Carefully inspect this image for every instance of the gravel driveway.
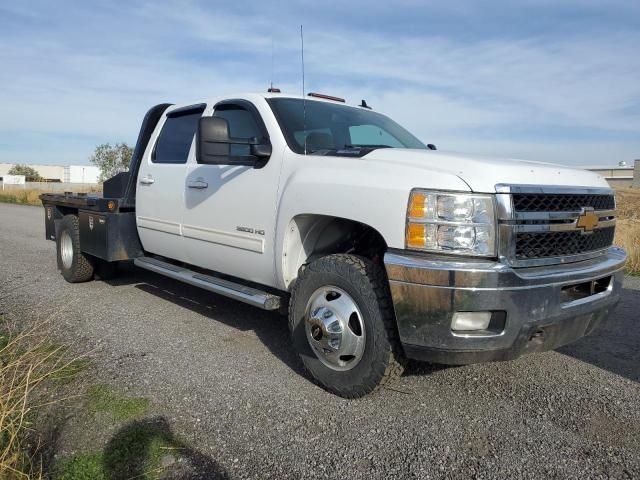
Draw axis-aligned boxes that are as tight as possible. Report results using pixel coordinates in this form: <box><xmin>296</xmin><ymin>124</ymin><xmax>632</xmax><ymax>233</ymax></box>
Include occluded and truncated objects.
<box><xmin>1</xmin><ymin>202</ymin><xmax>639</xmax><ymax>479</ymax></box>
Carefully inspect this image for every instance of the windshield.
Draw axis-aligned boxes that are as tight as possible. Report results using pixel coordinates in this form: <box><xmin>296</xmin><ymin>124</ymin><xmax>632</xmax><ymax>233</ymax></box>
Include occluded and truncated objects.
<box><xmin>267</xmin><ymin>98</ymin><xmax>427</xmax><ymax>155</ymax></box>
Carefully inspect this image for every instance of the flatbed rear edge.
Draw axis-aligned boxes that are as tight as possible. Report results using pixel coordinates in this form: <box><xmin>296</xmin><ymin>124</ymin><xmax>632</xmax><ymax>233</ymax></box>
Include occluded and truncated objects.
<box><xmin>41</xmin><ymin>200</ymin><xmax>143</xmax><ymax>262</ymax></box>
<box><xmin>39</xmin><ymin>103</ymin><xmax>173</xmax><ymax>262</ymax></box>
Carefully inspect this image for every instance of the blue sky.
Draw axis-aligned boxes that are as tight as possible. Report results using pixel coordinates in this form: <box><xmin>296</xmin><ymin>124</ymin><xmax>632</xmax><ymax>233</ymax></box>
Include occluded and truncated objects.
<box><xmin>1</xmin><ymin>0</ymin><xmax>639</xmax><ymax>166</ymax></box>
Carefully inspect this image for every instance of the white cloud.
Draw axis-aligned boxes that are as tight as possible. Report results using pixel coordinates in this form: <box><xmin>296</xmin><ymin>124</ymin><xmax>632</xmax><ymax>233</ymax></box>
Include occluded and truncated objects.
<box><xmin>0</xmin><ymin>0</ymin><xmax>638</xmax><ymax>166</ymax></box>
<box><xmin>301</xmin><ymin>31</ymin><xmax>640</xmax><ymax>132</ymax></box>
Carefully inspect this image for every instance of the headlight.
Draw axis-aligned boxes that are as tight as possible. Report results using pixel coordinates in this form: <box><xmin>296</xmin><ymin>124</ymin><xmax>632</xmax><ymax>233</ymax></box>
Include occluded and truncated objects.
<box><xmin>406</xmin><ymin>190</ymin><xmax>496</xmax><ymax>256</ymax></box>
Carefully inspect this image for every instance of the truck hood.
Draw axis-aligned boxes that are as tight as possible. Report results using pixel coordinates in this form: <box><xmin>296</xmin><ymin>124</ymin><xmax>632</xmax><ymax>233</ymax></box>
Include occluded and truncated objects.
<box><xmin>363</xmin><ymin>149</ymin><xmax>610</xmax><ymax>193</ymax></box>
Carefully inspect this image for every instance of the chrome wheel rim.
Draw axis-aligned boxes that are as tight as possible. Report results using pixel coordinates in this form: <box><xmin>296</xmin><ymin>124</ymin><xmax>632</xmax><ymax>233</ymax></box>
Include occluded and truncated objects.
<box><xmin>60</xmin><ymin>230</ymin><xmax>73</xmax><ymax>269</ymax></box>
<box><xmin>304</xmin><ymin>286</ymin><xmax>366</xmax><ymax>371</ymax></box>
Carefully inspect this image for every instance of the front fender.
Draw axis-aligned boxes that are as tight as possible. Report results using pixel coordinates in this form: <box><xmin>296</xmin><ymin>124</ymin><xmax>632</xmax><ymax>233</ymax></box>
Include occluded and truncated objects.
<box><xmin>273</xmin><ymin>157</ymin><xmax>469</xmax><ymax>289</ymax></box>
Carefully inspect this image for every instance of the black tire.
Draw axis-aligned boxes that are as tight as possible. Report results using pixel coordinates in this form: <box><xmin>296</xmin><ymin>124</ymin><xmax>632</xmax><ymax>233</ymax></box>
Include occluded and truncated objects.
<box><xmin>289</xmin><ymin>254</ymin><xmax>405</xmax><ymax>398</ymax></box>
<box><xmin>94</xmin><ymin>259</ymin><xmax>119</xmax><ymax>280</ymax></box>
<box><xmin>56</xmin><ymin>215</ymin><xmax>94</xmax><ymax>283</ymax></box>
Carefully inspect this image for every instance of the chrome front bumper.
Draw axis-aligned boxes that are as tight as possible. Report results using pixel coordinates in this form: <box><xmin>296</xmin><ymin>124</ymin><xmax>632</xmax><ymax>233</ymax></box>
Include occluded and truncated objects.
<box><xmin>384</xmin><ymin>247</ymin><xmax>626</xmax><ymax>365</ymax></box>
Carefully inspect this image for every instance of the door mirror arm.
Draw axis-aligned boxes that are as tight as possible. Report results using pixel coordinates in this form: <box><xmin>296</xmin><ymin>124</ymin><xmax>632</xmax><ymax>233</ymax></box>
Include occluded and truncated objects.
<box><xmin>250</xmin><ymin>143</ymin><xmax>272</xmax><ymax>159</ymax></box>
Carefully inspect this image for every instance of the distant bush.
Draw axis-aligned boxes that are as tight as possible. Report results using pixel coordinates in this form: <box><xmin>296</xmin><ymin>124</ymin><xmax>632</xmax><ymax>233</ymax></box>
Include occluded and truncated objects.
<box><xmin>8</xmin><ymin>164</ymin><xmax>42</xmax><ymax>182</ymax></box>
<box><xmin>89</xmin><ymin>143</ymin><xmax>133</xmax><ymax>182</ymax></box>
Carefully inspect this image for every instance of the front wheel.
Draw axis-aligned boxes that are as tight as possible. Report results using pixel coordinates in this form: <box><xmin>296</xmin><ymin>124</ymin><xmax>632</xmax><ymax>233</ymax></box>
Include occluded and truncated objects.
<box><xmin>289</xmin><ymin>254</ymin><xmax>405</xmax><ymax>398</ymax></box>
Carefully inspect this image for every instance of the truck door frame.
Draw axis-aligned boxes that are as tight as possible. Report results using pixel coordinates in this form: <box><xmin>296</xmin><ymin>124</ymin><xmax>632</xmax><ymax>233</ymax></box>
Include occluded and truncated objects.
<box><xmin>135</xmin><ymin>103</ymin><xmax>205</xmax><ymax>262</ymax></box>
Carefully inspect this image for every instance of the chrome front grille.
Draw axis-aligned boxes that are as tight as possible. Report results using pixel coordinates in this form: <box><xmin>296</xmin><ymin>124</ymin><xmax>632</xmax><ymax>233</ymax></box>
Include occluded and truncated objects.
<box><xmin>496</xmin><ymin>185</ymin><xmax>617</xmax><ymax>267</ymax></box>
<box><xmin>515</xmin><ymin>227</ymin><xmax>615</xmax><ymax>260</ymax></box>
<box><xmin>512</xmin><ymin>193</ymin><xmax>615</xmax><ymax>212</ymax></box>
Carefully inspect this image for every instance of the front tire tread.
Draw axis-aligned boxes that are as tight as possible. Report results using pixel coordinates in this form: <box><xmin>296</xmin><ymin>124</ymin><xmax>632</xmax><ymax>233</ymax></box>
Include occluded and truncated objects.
<box><xmin>289</xmin><ymin>254</ymin><xmax>405</xmax><ymax>398</ymax></box>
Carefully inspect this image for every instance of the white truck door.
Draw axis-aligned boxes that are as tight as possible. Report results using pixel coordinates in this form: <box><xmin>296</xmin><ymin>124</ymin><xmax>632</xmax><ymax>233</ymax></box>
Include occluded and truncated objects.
<box><xmin>182</xmin><ymin>99</ymin><xmax>281</xmax><ymax>287</ymax></box>
<box><xmin>136</xmin><ymin>104</ymin><xmax>205</xmax><ymax>262</ymax></box>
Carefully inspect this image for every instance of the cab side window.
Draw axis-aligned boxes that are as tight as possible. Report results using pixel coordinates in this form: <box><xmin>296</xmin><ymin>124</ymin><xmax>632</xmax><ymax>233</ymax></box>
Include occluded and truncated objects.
<box><xmin>213</xmin><ymin>105</ymin><xmax>263</xmax><ymax>156</ymax></box>
<box><xmin>153</xmin><ymin>107</ymin><xmax>204</xmax><ymax>164</ymax></box>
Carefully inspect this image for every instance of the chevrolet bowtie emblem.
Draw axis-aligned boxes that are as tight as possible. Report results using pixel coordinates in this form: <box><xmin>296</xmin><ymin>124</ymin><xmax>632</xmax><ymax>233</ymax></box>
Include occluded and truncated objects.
<box><xmin>576</xmin><ymin>208</ymin><xmax>599</xmax><ymax>233</ymax></box>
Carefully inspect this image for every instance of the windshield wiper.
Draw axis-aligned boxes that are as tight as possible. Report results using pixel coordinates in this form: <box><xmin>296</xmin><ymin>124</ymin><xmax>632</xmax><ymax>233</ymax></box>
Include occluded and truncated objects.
<box><xmin>307</xmin><ymin>144</ymin><xmax>393</xmax><ymax>156</ymax></box>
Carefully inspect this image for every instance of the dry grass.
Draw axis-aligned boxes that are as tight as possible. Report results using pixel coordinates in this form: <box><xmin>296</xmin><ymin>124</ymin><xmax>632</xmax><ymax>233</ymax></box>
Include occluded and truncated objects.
<box><xmin>0</xmin><ymin>189</ymin><xmax>44</xmax><ymax>206</ymax></box>
<box><xmin>0</xmin><ymin>319</ymin><xmax>84</xmax><ymax>479</ymax></box>
<box><xmin>0</xmin><ymin>186</ymin><xmax>101</xmax><ymax>206</ymax></box>
<box><xmin>614</xmin><ymin>188</ymin><xmax>640</xmax><ymax>275</ymax></box>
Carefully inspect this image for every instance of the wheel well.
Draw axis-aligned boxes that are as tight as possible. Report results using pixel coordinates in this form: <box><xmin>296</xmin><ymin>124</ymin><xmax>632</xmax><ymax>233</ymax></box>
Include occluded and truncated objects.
<box><xmin>282</xmin><ymin>214</ymin><xmax>387</xmax><ymax>289</ymax></box>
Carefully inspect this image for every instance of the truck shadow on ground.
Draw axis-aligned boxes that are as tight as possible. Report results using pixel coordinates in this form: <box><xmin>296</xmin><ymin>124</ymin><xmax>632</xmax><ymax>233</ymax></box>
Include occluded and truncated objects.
<box><xmin>108</xmin><ymin>265</ymin><xmax>640</xmax><ymax>382</ymax></box>
<box><xmin>557</xmin><ymin>285</ymin><xmax>640</xmax><ymax>383</ymax></box>
<box><xmin>105</xmin><ymin>263</ymin><xmax>438</xmax><ymax>381</ymax></box>
<box><xmin>105</xmin><ymin>263</ymin><xmax>307</xmax><ymax>378</ymax></box>
<box><xmin>106</xmin><ymin>266</ymin><xmax>640</xmax><ymax>385</ymax></box>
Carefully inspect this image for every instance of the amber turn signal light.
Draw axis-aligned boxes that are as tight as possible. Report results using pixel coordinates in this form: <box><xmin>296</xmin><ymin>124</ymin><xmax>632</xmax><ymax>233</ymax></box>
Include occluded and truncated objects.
<box><xmin>406</xmin><ymin>222</ymin><xmax>426</xmax><ymax>248</ymax></box>
<box><xmin>408</xmin><ymin>192</ymin><xmax>426</xmax><ymax>218</ymax></box>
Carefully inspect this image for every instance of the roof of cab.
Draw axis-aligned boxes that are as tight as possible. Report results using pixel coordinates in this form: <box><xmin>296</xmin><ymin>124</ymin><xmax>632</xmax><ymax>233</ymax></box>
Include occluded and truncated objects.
<box><xmin>166</xmin><ymin>92</ymin><xmax>364</xmax><ymax>112</ymax></box>
<box><xmin>260</xmin><ymin>92</ymin><xmax>353</xmax><ymax>105</ymax></box>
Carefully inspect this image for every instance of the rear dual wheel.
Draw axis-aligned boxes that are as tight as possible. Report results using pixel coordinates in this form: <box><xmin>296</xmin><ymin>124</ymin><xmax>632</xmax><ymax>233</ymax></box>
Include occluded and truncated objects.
<box><xmin>289</xmin><ymin>254</ymin><xmax>405</xmax><ymax>398</ymax></box>
<box><xmin>57</xmin><ymin>215</ymin><xmax>95</xmax><ymax>283</ymax></box>
<box><xmin>56</xmin><ymin>214</ymin><xmax>118</xmax><ymax>282</ymax></box>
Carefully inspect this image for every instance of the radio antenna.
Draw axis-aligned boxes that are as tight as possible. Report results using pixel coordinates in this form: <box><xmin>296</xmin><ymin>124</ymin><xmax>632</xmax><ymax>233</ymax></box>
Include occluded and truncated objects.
<box><xmin>270</xmin><ymin>35</ymin><xmax>274</xmax><ymax>91</ymax></box>
<box><xmin>301</xmin><ymin>25</ymin><xmax>307</xmax><ymax>155</ymax></box>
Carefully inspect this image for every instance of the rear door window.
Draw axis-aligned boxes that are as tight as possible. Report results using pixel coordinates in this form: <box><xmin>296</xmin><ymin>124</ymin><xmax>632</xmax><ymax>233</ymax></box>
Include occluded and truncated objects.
<box><xmin>153</xmin><ymin>107</ymin><xmax>204</xmax><ymax>163</ymax></box>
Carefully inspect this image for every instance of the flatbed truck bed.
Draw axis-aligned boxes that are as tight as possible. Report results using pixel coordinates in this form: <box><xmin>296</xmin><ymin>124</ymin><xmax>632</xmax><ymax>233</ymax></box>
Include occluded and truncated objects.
<box><xmin>40</xmin><ymin>192</ymin><xmax>119</xmax><ymax>212</ymax></box>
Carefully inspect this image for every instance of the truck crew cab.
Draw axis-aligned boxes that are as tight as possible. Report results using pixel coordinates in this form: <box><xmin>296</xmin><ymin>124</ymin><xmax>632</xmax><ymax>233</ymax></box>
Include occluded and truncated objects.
<box><xmin>41</xmin><ymin>92</ymin><xmax>626</xmax><ymax>398</ymax></box>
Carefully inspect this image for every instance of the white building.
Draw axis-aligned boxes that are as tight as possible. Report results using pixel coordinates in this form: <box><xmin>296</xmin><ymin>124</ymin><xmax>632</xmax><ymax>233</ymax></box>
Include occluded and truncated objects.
<box><xmin>585</xmin><ymin>160</ymin><xmax>636</xmax><ymax>189</ymax></box>
<box><xmin>63</xmin><ymin>165</ymin><xmax>100</xmax><ymax>184</ymax></box>
<box><xmin>0</xmin><ymin>163</ymin><xmax>100</xmax><ymax>184</ymax></box>
<box><xmin>1</xmin><ymin>174</ymin><xmax>25</xmax><ymax>186</ymax></box>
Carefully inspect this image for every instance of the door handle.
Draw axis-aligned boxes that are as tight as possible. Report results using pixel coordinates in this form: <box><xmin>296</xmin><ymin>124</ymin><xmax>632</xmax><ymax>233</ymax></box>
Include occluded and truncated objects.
<box><xmin>187</xmin><ymin>180</ymin><xmax>208</xmax><ymax>189</ymax></box>
<box><xmin>139</xmin><ymin>176</ymin><xmax>154</xmax><ymax>185</ymax></box>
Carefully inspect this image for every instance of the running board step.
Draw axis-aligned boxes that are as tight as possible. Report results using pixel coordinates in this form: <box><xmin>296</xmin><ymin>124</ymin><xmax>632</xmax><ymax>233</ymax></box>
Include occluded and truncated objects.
<box><xmin>134</xmin><ymin>256</ymin><xmax>282</xmax><ymax>310</ymax></box>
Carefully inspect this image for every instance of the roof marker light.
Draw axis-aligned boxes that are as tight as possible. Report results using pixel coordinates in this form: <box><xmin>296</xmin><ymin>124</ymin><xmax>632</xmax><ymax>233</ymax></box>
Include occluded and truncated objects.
<box><xmin>307</xmin><ymin>92</ymin><xmax>345</xmax><ymax>103</ymax></box>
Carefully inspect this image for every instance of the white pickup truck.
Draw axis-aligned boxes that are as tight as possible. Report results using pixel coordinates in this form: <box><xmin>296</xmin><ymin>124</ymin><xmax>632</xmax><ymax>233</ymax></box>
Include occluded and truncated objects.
<box><xmin>40</xmin><ymin>92</ymin><xmax>626</xmax><ymax>397</ymax></box>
